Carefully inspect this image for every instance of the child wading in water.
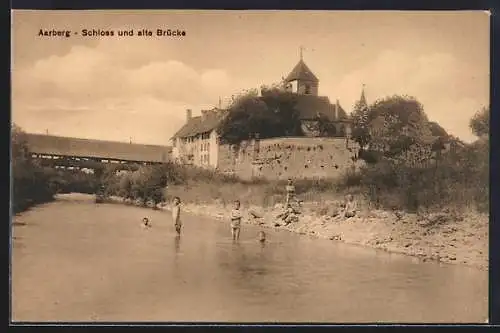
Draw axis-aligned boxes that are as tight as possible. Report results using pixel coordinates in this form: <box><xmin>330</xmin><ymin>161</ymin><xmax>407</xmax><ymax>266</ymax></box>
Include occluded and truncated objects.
<box><xmin>172</xmin><ymin>196</ymin><xmax>182</xmax><ymax>235</ymax></box>
<box><xmin>230</xmin><ymin>200</ymin><xmax>243</xmax><ymax>241</ymax></box>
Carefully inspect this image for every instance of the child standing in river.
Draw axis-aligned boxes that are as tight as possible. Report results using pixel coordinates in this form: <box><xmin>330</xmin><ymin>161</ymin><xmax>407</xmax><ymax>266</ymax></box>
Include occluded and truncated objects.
<box><xmin>172</xmin><ymin>196</ymin><xmax>182</xmax><ymax>235</ymax></box>
<box><xmin>230</xmin><ymin>200</ymin><xmax>243</xmax><ymax>241</ymax></box>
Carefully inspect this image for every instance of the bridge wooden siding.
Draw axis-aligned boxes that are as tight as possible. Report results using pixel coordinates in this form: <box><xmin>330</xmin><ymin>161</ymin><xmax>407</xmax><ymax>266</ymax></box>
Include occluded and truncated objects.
<box><xmin>25</xmin><ymin>134</ymin><xmax>172</xmax><ymax>164</ymax></box>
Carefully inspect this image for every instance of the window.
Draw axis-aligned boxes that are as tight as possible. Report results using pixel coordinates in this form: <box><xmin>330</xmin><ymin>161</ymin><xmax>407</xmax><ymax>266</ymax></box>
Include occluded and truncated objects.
<box><xmin>304</xmin><ymin>84</ymin><xmax>311</xmax><ymax>94</ymax></box>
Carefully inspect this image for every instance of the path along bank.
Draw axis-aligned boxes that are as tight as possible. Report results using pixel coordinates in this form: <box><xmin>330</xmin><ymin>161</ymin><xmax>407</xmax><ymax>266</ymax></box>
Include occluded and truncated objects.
<box><xmin>106</xmin><ymin>196</ymin><xmax>488</xmax><ymax>271</ymax></box>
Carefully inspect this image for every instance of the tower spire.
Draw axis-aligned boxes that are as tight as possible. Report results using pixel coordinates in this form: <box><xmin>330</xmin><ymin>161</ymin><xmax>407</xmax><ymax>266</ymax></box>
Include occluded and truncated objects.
<box><xmin>299</xmin><ymin>45</ymin><xmax>304</xmax><ymax>60</ymax></box>
<box><xmin>360</xmin><ymin>83</ymin><xmax>367</xmax><ymax>106</ymax></box>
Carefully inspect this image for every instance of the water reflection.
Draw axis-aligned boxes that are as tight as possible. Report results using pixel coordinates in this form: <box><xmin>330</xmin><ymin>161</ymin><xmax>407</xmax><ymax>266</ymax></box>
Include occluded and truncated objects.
<box><xmin>174</xmin><ymin>234</ymin><xmax>181</xmax><ymax>254</ymax></box>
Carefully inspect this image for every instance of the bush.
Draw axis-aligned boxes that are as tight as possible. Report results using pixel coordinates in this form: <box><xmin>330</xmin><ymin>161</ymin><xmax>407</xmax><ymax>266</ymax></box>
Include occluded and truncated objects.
<box><xmin>102</xmin><ymin>165</ymin><xmax>170</xmax><ymax>206</ymax></box>
<box><xmin>349</xmin><ymin>141</ymin><xmax>488</xmax><ymax>212</ymax></box>
<box><xmin>11</xmin><ymin>125</ymin><xmax>57</xmax><ymax>213</ymax></box>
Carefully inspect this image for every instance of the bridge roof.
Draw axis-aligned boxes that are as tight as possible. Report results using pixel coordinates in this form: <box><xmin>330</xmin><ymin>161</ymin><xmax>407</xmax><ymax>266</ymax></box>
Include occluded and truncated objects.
<box><xmin>25</xmin><ymin>134</ymin><xmax>172</xmax><ymax>163</ymax></box>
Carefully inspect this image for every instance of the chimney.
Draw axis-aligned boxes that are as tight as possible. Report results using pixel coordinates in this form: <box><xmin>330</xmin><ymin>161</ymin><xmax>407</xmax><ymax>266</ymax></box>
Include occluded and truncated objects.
<box><xmin>186</xmin><ymin>109</ymin><xmax>192</xmax><ymax>122</ymax></box>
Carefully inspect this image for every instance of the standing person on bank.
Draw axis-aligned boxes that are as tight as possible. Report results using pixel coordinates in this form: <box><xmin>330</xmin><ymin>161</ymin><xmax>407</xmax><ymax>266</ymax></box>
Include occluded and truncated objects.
<box><xmin>285</xmin><ymin>178</ymin><xmax>296</xmax><ymax>206</ymax></box>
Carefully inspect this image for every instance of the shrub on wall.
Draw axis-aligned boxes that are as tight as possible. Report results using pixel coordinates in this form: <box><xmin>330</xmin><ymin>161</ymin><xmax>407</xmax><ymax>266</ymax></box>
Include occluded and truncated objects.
<box><xmin>217</xmin><ymin>88</ymin><xmax>303</xmax><ymax>145</ymax></box>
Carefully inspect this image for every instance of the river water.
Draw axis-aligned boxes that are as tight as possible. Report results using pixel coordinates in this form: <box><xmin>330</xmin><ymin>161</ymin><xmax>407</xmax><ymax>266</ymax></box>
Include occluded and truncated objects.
<box><xmin>11</xmin><ymin>194</ymin><xmax>488</xmax><ymax>323</ymax></box>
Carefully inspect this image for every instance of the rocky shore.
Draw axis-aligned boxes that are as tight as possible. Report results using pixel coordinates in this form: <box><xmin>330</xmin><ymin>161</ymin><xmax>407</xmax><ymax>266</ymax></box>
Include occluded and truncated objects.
<box><xmin>107</xmin><ymin>196</ymin><xmax>489</xmax><ymax>271</ymax></box>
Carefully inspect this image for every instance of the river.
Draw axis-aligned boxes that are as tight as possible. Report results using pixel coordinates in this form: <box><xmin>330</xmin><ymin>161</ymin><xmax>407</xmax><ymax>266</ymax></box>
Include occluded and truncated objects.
<box><xmin>11</xmin><ymin>194</ymin><xmax>488</xmax><ymax>323</ymax></box>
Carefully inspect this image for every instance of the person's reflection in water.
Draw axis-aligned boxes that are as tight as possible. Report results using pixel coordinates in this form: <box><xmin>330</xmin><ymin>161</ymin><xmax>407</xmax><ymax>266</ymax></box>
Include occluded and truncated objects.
<box><xmin>172</xmin><ymin>234</ymin><xmax>183</xmax><ymax>281</ymax></box>
<box><xmin>257</xmin><ymin>231</ymin><xmax>267</xmax><ymax>253</ymax></box>
<box><xmin>232</xmin><ymin>239</ymin><xmax>242</xmax><ymax>249</ymax></box>
<box><xmin>174</xmin><ymin>234</ymin><xmax>181</xmax><ymax>255</ymax></box>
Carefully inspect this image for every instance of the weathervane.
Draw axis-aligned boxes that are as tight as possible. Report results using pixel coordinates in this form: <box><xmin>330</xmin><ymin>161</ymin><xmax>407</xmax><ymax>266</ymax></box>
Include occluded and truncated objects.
<box><xmin>299</xmin><ymin>45</ymin><xmax>304</xmax><ymax>60</ymax></box>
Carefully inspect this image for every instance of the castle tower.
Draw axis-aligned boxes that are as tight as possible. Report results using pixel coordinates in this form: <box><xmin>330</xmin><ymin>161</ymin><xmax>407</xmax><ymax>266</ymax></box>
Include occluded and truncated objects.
<box><xmin>359</xmin><ymin>83</ymin><xmax>368</xmax><ymax>108</ymax></box>
<box><xmin>354</xmin><ymin>84</ymin><xmax>369</xmax><ymax>126</ymax></box>
<box><xmin>284</xmin><ymin>47</ymin><xmax>319</xmax><ymax>96</ymax></box>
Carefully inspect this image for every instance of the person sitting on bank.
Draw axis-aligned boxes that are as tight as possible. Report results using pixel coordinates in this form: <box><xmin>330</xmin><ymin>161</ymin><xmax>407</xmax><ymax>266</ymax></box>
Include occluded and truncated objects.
<box><xmin>343</xmin><ymin>194</ymin><xmax>357</xmax><ymax>219</ymax></box>
<box><xmin>276</xmin><ymin>204</ymin><xmax>299</xmax><ymax>225</ymax></box>
<box><xmin>285</xmin><ymin>178</ymin><xmax>296</xmax><ymax>206</ymax></box>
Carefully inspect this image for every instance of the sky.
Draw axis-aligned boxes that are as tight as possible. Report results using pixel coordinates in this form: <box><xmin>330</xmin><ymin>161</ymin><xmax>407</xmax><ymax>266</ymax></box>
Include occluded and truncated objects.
<box><xmin>11</xmin><ymin>10</ymin><xmax>490</xmax><ymax>144</ymax></box>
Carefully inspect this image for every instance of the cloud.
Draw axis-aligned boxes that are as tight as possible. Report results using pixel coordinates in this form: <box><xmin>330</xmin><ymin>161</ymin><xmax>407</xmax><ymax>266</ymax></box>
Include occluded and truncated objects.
<box><xmin>326</xmin><ymin>50</ymin><xmax>489</xmax><ymax>142</ymax></box>
<box><xmin>13</xmin><ymin>96</ymin><xmax>213</xmax><ymax>144</ymax></box>
<box><xmin>11</xmin><ymin>39</ymin><xmax>250</xmax><ymax>144</ymax></box>
<box><xmin>12</xmin><ymin>41</ymin><xmax>488</xmax><ymax>144</ymax></box>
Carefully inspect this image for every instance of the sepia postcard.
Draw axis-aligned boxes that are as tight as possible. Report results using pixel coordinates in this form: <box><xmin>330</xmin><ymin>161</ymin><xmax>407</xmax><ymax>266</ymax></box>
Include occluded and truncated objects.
<box><xmin>10</xmin><ymin>10</ymin><xmax>490</xmax><ymax>324</ymax></box>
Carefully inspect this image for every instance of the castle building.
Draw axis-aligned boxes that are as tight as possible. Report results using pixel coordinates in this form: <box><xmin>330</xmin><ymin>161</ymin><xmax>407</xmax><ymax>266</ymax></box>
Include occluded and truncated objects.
<box><xmin>281</xmin><ymin>53</ymin><xmax>351</xmax><ymax>137</ymax></box>
<box><xmin>170</xmin><ymin>108</ymin><xmax>226</xmax><ymax>167</ymax></box>
<box><xmin>170</xmin><ymin>53</ymin><xmax>355</xmax><ymax>169</ymax></box>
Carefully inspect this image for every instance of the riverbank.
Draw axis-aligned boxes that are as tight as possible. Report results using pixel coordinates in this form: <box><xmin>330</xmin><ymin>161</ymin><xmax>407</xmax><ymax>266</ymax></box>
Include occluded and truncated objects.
<box><xmin>105</xmin><ymin>193</ymin><xmax>489</xmax><ymax>271</ymax></box>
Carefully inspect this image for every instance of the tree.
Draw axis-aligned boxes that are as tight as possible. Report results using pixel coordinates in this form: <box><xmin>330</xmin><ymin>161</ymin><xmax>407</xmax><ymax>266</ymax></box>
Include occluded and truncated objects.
<box><xmin>350</xmin><ymin>98</ymin><xmax>371</xmax><ymax>151</ymax></box>
<box><xmin>368</xmin><ymin>95</ymin><xmax>431</xmax><ymax>138</ymax></box>
<box><xmin>11</xmin><ymin>124</ymin><xmax>31</xmax><ymax>170</ymax></box>
<box><xmin>428</xmin><ymin>121</ymin><xmax>448</xmax><ymax>138</ymax></box>
<box><xmin>217</xmin><ymin>88</ymin><xmax>303</xmax><ymax>145</ymax></box>
<box><xmin>469</xmin><ymin>107</ymin><xmax>489</xmax><ymax>138</ymax></box>
<box><xmin>260</xmin><ymin>87</ymin><xmax>303</xmax><ymax>136</ymax></box>
<box><xmin>11</xmin><ymin>124</ymin><xmax>56</xmax><ymax>212</ymax></box>
<box><xmin>354</xmin><ymin>95</ymin><xmax>433</xmax><ymax>163</ymax></box>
